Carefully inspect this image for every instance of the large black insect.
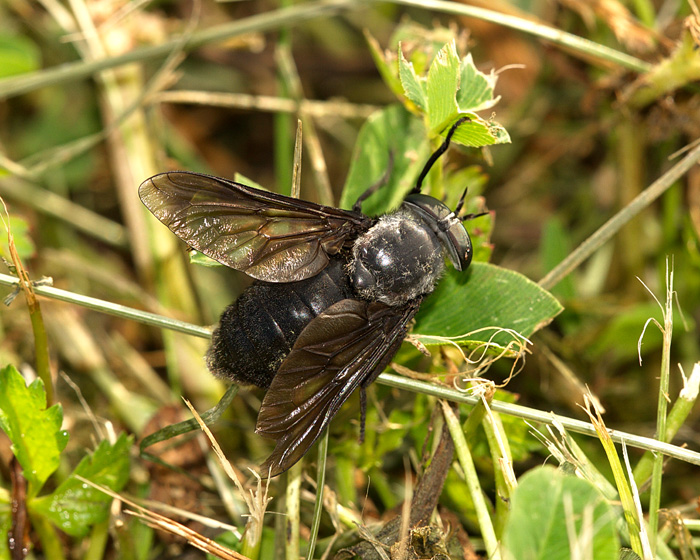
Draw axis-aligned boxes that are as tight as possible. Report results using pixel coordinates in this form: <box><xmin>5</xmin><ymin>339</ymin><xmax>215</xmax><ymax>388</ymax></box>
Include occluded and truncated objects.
<box><xmin>139</xmin><ymin>118</ymin><xmax>479</xmax><ymax>477</ymax></box>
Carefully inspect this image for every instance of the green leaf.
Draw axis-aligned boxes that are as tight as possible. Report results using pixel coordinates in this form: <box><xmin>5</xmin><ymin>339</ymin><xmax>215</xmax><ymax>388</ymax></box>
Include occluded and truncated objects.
<box><xmin>365</xmin><ymin>31</ymin><xmax>404</xmax><ymax>100</ymax></box>
<box><xmin>413</xmin><ymin>263</ymin><xmax>563</xmax><ymax>349</ymax></box>
<box><xmin>0</xmin><ymin>34</ymin><xmax>41</xmax><ymax>78</ymax></box>
<box><xmin>233</xmin><ymin>172</ymin><xmax>266</xmax><ymax>192</ymax></box>
<box><xmin>367</xmin><ymin>31</ymin><xmax>511</xmax><ymax>149</ymax></box>
<box><xmin>399</xmin><ymin>47</ymin><xmax>427</xmax><ymax>111</ymax></box>
<box><xmin>339</xmin><ymin>104</ymin><xmax>428</xmax><ymax>216</ymax></box>
<box><xmin>502</xmin><ymin>467</ymin><xmax>620</xmax><ymax>560</ymax></box>
<box><xmin>449</xmin><ymin>116</ymin><xmax>503</xmax><ymax>147</ymax></box>
<box><xmin>456</xmin><ymin>54</ymin><xmax>501</xmax><ymax>113</ymax></box>
<box><xmin>486</xmin><ymin>120</ymin><xmax>512</xmax><ymax>144</ymax></box>
<box><xmin>189</xmin><ymin>250</ymin><xmax>224</xmax><ymax>267</ymax></box>
<box><xmin>0</xmin><ymin>365</ymin><xmax>67</xmax><ymax>498</ymax></box>
<box><xmin>0</xmin><ymin>215</ymin><xmax>36</xmax><ymax>261</ymax></box>
<box><xmin>31</xmin><ymin>433</ymin><xmax>131</xmax><ymax>537</ymax></box>
<box><xmin>0</xmin><ymin>498</ymin><xmax>11</xmax><ymax>560</ymax></box>
<box><xmin>426</xmin><ymin>41</ymin><xmax>460</xmax><ymax>133</ymax></box>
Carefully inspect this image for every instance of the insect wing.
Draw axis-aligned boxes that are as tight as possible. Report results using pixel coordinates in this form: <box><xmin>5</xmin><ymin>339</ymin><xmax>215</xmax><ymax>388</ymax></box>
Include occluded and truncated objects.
<box><xmin>139</xmin><ymin>171</ymin><xmax>372</xmax><ymax>282</ymax></box>
<box><xmin>255</xmin><ymin>298</ymin><xmax>421</xmax><ymax>477</ymax></box>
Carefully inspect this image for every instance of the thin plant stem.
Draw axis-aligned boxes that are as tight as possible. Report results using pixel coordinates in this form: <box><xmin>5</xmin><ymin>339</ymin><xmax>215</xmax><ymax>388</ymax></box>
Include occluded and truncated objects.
<box><xmin>85</xmin><ymin>519</ymin><xmax>110</xmax><ymax>560</ymax></box>
<box><xmin>482</xmin><ymin>405</ymin><xmax>515</xmax><ymax>533</ymax></box>
<box><xmin>28</xmin><ymin>301</ymin><xmax>52</xmax><ymax>404</ymax></box>
<box><xmin>154</xmin><ymin>90</ymin><xmax>379</xmax><ymax>119</ymax></box>
<box><xmin>385</xmin><ymin>0</ymin><xmax>650</xmax><ymax>72</ymax></box>
<box><xmin>0</xmin><ymin>272</ymin><xmax>211</xmax><ymax>339</ymax></box>
<box><xmin>630</xmin><ymin>0</ymin><xmax>656</xmax><ymax>27</ymax></box>
<box><xmin>139</xmin><ymin>384</ymin><xmax>238</xmax><ymax>458</ymax></box>
<box><xmin>3</xmin><ymin>272</ymin><xmax>700</xmax><ymax>468</ymax></box>
<box><xmin>648</xmin><ymin>263</ymin><xmax>674</xmax><ymax>549</ymax></box>
<box><xmin>306</xmin><ymin>429</ymin><xmax>329</xmax><ymax>560</ymax></box>
<box><xmin>0</xmin><ymin>0</ymin><xmax>360</xmax><ymax>100</ymax></box>
<box><xmin>285</xmin><ymin>462</ymin><xmax>302</xmax><ymax>560</ymax></box>
<box><xmin>30</xmin><ymin>512</ymin><xmax>66</xmax><ymax>560</ymax></box>
<box><xmin>2</xmin><ymin>207</ymin><xmax>53</xmax><ymax>404</ymax></box>
<box><xmin>276</xmin><ymin>47</ymin><xmax>335</xmax><ymax>206</ymax></box>
<box><xmin>0</xmin><ymin>177</ymin><xmax>128</xmax><ymax>248</ymax></box>
<box><xmin>539</xmin><ymin>141</ymin><xmax>700</xmax><ymax>290</ymax></box>
<box><xmin>633</xmin><ymin>362</ymin><xmax>700</xmax><ymax>485</ymax></box>
<box><xmin>379</xmin><ymin>373</ymin><xmax>700</xmax><ymax>467</ymax></box>
<box><xmin>584</xmin><ymin>398</ymin><xmax>645</xmax><ymax>557</ymax></box>
<box><xmin>441</xmin><ymin>401</ymin><xmax>500</xmax><ymax>560</ymax></box>
<box><xmin>274</xmin><ymin>45</ymin><xmax>294</xmax><ymax>196</ymax></box>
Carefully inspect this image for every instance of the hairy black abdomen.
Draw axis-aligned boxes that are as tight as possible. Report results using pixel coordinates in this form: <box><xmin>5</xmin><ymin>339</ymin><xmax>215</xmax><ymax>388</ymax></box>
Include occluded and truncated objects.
<box><xmin>207</xmin><ymin>258</ymin><xmax>353</xmax><ymax>388</ymax></box>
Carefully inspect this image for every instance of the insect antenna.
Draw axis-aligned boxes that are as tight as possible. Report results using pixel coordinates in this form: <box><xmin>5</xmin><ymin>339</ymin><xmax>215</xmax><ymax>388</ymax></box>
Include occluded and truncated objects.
<box><xmin>454</xmin><ymin>185</ymin><xmax>469</xmax><ymax>215</ymax></box>
<box><xmin>454</xmin><ymin>180</ymin><xmax>488</xmax><ymax>222</ymax></box>
<box><xmin>411</xmin><ymin>116</ymin><xmax>471</xmax><ymax>195</ymax></box>
<box><xmin>461</xmin><ymin>210</ymin><xmax>489</xmax><ymax>222</ymax></box>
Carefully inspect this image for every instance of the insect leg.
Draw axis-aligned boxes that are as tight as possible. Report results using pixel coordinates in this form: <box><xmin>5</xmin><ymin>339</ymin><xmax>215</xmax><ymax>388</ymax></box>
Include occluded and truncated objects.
<box><xmin>352</xmin><ymin>151</ymin><xmax>395</xmax><ymax>212</ymax></box>
<box><xmin>411</xmin><ymin>116</ymin><xmax>471</xmax><ymax>195</ymax></box>
<box><xmin>358</xmin><ymin>386</ymin><xmax>367</xmax><ymax>444</ymax></box>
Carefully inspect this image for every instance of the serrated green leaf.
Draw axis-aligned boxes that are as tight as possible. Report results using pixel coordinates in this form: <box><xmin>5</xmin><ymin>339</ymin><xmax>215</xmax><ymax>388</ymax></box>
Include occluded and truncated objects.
<box><xmin>31</xmin><ymin>433</ymin><xmax>131</xmax><ymax>537</ymax></box>
<box><xmin>0</xmin><ymin>34</ymin><xmax>41</xmax><ymax>78</ymax></box>
<box><xmin>339</xmin><ymin>105</ymin><xmax>429</xmax><ymax>216</ymax></box>
<box><xmin>456</xmin><ymin>54</ymin><xmax>501</xmax><ymax>113</ymax></box>
<box><xmin>487</xmin><ymin>121</ymin><xmax>511</xmax><ymax>144</ymax></box>
<box><xmin>398</xmin><ymin>47</ymin><xmax>427</xmax><ymax>111</ymax></box>
<box><xmin>426</xmin><ymin>41</ymin><xmax>460</xmax><ymax>132</ymax></box>
<box><xmin>449</xmin><ymin>117</ymin><xmax>499</xmax><ymax>147</ymax></box>
<box><xmin>502</xmin><ymin>467</ymin><xmax>620</xmax><ymax>560</ymax></box>
<box><xmin>413</xmin><ymin>263</ymin><xmax>563</xmax><ymax>348</ymax></box>
<box><xmin>0</xmin><ymin>365</ymin><xmax>66</xmax><ymax>498</ymax></box>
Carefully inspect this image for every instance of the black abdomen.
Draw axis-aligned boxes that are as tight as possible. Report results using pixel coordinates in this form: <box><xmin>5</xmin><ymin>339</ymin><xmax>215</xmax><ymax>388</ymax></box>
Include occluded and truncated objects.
<box><xmin>206</xmin><ymin>258</ymin><xmax>353</xmax><ymax>388</ymax></box>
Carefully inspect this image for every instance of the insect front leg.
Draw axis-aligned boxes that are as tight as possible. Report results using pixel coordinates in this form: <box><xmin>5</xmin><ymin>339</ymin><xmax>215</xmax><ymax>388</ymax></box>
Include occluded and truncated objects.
<box><xmin>352</xmin><ymin>152</ymin><xmax>395</xmax><ymax>212</ymax></box>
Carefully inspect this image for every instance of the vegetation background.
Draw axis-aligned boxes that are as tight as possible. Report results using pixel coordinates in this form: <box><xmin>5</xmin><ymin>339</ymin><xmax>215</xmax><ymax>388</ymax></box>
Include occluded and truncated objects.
<box><xmin>0</xmin><ymin>0</ymin><xmax>699</xmax><ymax>558</ymax></box>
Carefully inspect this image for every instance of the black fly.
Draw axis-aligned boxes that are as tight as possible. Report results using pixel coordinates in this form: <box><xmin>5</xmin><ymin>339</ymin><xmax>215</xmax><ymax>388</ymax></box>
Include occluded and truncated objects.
<box><xmin>139</xmin><ymin>118</ymin><xmax>480</xmax><ymax>476</ymax></box>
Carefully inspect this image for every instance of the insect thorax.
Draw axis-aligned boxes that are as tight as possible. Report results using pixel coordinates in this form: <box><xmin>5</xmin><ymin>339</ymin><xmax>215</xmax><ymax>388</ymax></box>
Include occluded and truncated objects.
<box><xmin>350</xmin><ymin>210</ymin><xmax>446</xmax><ymax>306</ymax></box>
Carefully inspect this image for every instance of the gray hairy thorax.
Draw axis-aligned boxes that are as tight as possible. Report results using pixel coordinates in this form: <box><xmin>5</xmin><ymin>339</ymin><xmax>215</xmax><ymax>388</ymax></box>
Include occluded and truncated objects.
<box><xmin>349</xmin><ymin>209</ymin><xmax>446</xmax><ymax>306</ymax></box>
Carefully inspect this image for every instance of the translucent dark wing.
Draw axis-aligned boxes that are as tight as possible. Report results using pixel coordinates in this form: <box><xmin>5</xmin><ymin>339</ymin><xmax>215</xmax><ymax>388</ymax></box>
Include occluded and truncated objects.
<box><xmin>255</xmin><ymin>298</ymin><xmax>421</xmax><ymax>477</ymax></box>
<box><xmin>139</xmin><ymin>171</ymin><xmax>372</xmax><ymax>282</ymax></box>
